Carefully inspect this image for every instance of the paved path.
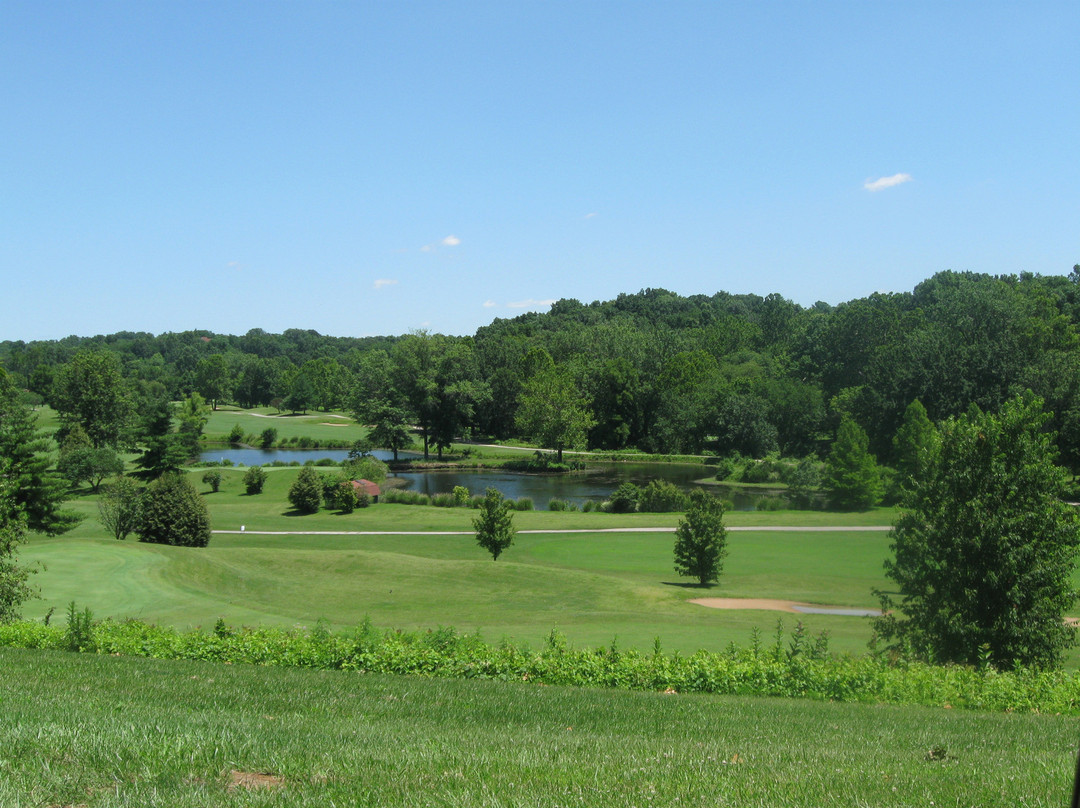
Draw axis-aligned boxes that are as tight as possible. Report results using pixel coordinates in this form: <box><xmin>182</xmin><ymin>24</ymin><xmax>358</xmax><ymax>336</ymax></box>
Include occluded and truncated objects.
<box><xmin>213</xmin><ymin>525</ymin><xmax>890</xmax><ymax>536</ymax></box>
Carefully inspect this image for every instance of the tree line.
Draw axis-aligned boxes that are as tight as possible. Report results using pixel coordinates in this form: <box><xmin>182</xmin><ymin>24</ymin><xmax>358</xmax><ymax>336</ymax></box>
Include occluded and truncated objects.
<box><xmin>4</xmin><ymin>268</ymin><xmax>1080</xmax><ymax>473</ymax></box>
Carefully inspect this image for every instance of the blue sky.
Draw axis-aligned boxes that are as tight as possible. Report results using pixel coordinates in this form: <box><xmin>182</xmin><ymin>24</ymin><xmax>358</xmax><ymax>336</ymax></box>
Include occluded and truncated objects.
<box><xmin>3</xmin><ymin>1</ymin><xmax>1078</xmax><ymax>341</ymax></box>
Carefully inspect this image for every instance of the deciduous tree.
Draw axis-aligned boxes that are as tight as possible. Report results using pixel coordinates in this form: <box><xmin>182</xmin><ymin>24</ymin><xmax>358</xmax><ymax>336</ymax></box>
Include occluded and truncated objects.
<box><xmin>288</xmin><ymin>466</ymin><xmax>322</xmax><ymax>514</ymax></box>
<box><xmin>673</xmin><ymin>490</ymin><xmax>728</xmax><ymax>586</ymax></box>
<box><xmin>474</xmin><ymin>488</ymin><xmax>516</xmax><ymax>561</ymax></box>
<box><xmin>136</xmin><ymin>473</ymin><xmax>211</xmax><ymax>547</ymax></box>
<box><xmin>876</xmin><ymin>394</ymin><xmax>1080</xmax><ymax>669</ymax></box>
<box><xmin>97</xmin><ymin>476</ymin><xmax>142</xmax><ymax>541</ymax></box>
<box><xmin>515</xmin><ymin>367</ymin><xmax>595</xmax><ymax>463</ymax></box>
<box><xmin>51</xmin><ymin>350</ymin><xmax>132</xmax><ymax>448</ymax></box>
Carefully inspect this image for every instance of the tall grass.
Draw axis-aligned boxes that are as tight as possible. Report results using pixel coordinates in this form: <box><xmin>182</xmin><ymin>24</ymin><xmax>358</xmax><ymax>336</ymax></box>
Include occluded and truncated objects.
<box><xmin>5</xmin><ymin>617</ymin><xmax>1080</xmax><ymax>715</ymax></box>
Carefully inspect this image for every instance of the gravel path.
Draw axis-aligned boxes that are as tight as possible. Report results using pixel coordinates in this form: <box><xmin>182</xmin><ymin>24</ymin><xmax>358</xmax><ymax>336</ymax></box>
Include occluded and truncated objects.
<box><xmin>213</xmin><ymin>525</ymin><xmax>889</xmax><ymax>536</ymax></box>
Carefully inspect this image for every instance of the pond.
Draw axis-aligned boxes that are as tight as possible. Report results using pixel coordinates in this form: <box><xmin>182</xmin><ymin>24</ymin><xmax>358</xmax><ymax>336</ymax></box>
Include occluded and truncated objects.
<box><xmin>392</xmin><ymin>464</ymin><xmax>782</xmax><ymax>511</ymax></box>
<box><xmin>198</xmin><ymin>449</ymin><xmax>785</xmax><ymax>510</ymax></box>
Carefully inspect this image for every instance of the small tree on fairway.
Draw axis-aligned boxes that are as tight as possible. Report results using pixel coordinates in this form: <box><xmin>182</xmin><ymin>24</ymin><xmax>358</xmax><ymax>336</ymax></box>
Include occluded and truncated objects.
<box><xmin>136</xmin><ymin>473</ymin><xmax>211</xmax><ymax>547</ymax></box>
<box><xmin>201</xmin><ymin>469</ymin><xmax>222</xmax><ymax>493</ymax></box>
<box><xmin>243</xmin><ymin>465</ymin><xmax>267</xmax><ymax>495</ymax></box>
<box><xmin>288</xmin><ymin>466</ymin><xmax>322</xmax><ymax>514</ymax></box>
<box><xmin>673</xmin><ymin>490</ymin><xmax>728</xmax><ymax>586</ymax></box>
<box><xmin>876</xmin><ymin>394</ymin><xmax>1080</xmax><ymax>669</ymax></box>
<box><xmin>473</xmin><ymin>487</ymin><xmax>516</xmax><ymax>560</ymax></box>
<box><xmin>97</xmin><ymin>476</ymin><xmax>142</xmax><ymax>541</ymax></box>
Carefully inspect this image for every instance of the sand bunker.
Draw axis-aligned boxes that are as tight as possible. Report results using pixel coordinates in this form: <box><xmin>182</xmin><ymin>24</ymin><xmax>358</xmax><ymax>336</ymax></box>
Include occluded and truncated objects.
<box><xmin>690</xmin><ymin>598</ymin><xmax>881</xmax><ymax>617</ymax></box>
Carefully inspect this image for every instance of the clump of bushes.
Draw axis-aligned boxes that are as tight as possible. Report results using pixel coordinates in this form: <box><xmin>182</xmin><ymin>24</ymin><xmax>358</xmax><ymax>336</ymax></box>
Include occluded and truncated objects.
<box><xmin>137</xmin><ymin>473</ymin><xmax>212</xmax><ymax>547</ymax></box>
<box><xmin>548</xmin><ymin>499</ymin><xmax>580</xmax><ymax>511</ymax></box>
<box><xmin>608</xmin><ymin>482</ymin><xmax>641</xmax><ymax>513</ymax></box>
<box><xmin>381</xmin><ymin>488</ymin><xmax>540</xmax><ymax>510</ymax></box>
<box><xmin>638</xmin><ymin>480</ymin><xmax>688</xmax><ymax>512</ymax></box>
<box><xmin>754</xmin><ymin>496</ymin><xmax>785</xmax><ymax>511</ymax></box>
<box><xmin>243</xmin><ymin>466</ymin><xmax>267</xmax><ymax>494</ymax></box>
<box><xmin>201</xmin><ymin>470</ymin><xmax>222</xmax><ymax>493</ymax></box>
<box><xmin>288</xmin><ymin>466</ymin><xmax>322</xmax><ymax>514</ymax></box>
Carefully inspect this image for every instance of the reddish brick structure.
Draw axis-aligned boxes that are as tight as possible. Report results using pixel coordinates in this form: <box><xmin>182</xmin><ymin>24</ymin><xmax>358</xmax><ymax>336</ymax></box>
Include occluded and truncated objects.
<box><xmin>350</xmin><ymin>479</ymin><xmax>381</xmax><ymax>503</ymax></box>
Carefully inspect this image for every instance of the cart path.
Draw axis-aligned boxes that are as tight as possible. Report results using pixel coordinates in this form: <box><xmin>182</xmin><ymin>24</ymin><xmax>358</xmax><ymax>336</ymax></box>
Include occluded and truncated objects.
<box><xmin>213</xmin><ymin>525</ymin><xmax>890</xmax><ymax>536</ymax></box>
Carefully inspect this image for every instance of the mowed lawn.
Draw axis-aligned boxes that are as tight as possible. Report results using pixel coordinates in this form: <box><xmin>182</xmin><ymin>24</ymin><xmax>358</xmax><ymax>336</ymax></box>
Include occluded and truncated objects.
<box><xmin>23</xmin><ymin>467</ymin><xmax>898</xmax><ymax>656</ymax></box>
<box><xmin>4</xmin><ymin>647</ymin><xmax>1077</xmax><ymax>807</ymax></box>
<box><xmin>27</xmin><ymin>464</ymin><xmax>1080</xmax><ymax>662</ymax></box>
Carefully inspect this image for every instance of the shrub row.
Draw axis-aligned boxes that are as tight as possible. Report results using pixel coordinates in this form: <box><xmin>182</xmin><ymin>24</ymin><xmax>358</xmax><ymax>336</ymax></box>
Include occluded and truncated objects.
<box><xmin>2</xmin><ymin>617</ymin><xmax>1078</xmax><ymax>715</ymax></box>
<box><xmin>382</xmin><ymin>488</ymin><xmax>535</xmax><ymax>510</ymax></box>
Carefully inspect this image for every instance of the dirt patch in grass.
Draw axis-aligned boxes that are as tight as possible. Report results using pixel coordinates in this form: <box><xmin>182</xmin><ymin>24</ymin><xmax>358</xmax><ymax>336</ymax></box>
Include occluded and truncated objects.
<box><xmin>227</xmin><ymin>770</ymin><xmax>285</xmax><ymax>791</ymax></box>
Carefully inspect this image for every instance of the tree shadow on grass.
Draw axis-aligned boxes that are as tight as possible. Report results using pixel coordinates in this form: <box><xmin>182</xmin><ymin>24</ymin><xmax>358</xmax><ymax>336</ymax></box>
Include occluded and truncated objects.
<box><xmin>661</xmin><ymin>581</ymin><xmax>717</xmax><ymax>589</ymax></box>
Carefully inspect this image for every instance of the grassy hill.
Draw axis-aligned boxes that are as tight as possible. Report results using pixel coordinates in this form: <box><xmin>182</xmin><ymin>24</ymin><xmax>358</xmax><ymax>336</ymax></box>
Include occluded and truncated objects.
<box><xmin>23</xmin><ymin>464</ymin><xmax>898</xmax><ymax>655</ymax></box>
<box><xmin>3</xmin><ymin>647</ymin><xmax>1074</xmax><ymax>807</ymax></box>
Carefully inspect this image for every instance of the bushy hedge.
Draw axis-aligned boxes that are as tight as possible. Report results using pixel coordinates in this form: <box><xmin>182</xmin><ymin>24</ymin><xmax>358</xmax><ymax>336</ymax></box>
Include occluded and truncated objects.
<box><xmin>3</xmin><ymin>618</ymin><xmax>1079</xmax><ymax>715</ymax></box>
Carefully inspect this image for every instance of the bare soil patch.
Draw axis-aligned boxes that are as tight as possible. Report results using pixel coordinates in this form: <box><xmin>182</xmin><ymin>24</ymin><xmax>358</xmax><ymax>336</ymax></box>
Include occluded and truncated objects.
<box><xmin>227</xmin><ymin>770</ymin><xmax>285</xmax><ymax>792</ymax></box>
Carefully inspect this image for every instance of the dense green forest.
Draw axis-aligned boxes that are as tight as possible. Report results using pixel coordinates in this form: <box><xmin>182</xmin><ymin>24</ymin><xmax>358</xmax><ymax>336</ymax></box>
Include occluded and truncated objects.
<box><xmin>5</xmin><ymin>268</ymin><xmax>1080</xmax><ymax>472</ymax></box>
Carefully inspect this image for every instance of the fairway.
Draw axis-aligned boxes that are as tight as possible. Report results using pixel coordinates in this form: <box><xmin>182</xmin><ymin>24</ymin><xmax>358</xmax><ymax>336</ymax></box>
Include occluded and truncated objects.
<box><xmin>27</xmin><ymin>465</ymin><xmax>1080</xmax><ymax>661</ymax></box>
<box><xmin>25</xmin><ymin>506</ymin><xmax>894</xmax><ymax>655</ymax></box>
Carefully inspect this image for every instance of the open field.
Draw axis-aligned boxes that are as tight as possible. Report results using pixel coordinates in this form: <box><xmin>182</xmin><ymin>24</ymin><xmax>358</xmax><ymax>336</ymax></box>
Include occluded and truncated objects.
<box><xmin>3</xmin><ymin>647</ymin><xmax>1076</xmax><ymax>807</ymax></box>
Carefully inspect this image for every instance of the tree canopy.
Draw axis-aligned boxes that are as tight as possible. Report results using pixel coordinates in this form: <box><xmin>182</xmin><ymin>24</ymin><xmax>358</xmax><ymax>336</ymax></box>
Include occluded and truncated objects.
<box><xmin>876</xmin><ymin>395</ymin><xmax>1080</xmax><ymax>669</ymax></box>
<box><xmin>673</xmin><ymin>490</ymin><xmax>728</xmax><ymax>586</ymax></box>
<box><xmin>473</xmin><ymin>488</ymin><xmax>516</xmax><ymax>561</ymax></box>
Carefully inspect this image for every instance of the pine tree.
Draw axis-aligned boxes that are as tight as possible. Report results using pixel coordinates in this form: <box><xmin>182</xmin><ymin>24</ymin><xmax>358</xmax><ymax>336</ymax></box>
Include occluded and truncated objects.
<box><xmin>824</xmin><ymin>419</ymin><xmax>881</xmax><ymax>510</ymax></box>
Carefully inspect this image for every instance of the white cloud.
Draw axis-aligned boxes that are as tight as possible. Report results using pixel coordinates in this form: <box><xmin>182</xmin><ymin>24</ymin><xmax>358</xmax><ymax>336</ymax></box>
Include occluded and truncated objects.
<box><xmin>583</xmin><ymin>212</ymin><xmax>597</xmax><ymax>219</ymax></box>
<box><xmin>864</xmin><ymin>173</ymin><xmax>913</xmax><ymax>192</ymax></box>
<box><xmin>507</xmin><ymin>298</ymin><xmax>557</xmax><ymax>309</ymax></box>
<box><xmin>482</xmin><ymin>300</ymin><xmax>497</xmax><ymax>308</ymax></box>
<box><xmin>420</xmin><ymin>245</ymin><xmax>433</xmax><ymax>253</ymax></box>
<box><xmin>373</xmin><ymin>279</ymin><xmax>398</xmax><ymax>289</ymax></box>
<box><xmin>441</xmin><ymin>235</ymin><xmax>461</xmax><ymax>246</ymax></box>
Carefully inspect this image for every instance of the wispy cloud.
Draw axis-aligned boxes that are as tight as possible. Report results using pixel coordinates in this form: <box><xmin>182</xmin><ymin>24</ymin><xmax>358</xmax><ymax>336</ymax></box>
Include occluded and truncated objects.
<box><xmin>373</xmin><ymin>279</ymin><xmax>398</xmax><ymax>290</ymax></box>
<box><xmin>418</xmin><ymin>234</ymin><xmax>462</xmax><ymax>252</ymax></box>
<box><xmin>864</xmin><ymin>173</ymin><xmax>913</xmax><ymax>192</ymax></box>
<box><xmin>482</xmin><ymin>300</ymin><xmax>497</xmax><ymax>308</ymax></box>
<box><xmin>507</xmin><ymin>298</ymin><xmax>557</xmax><ymax>309</ymax></box>
<box><xmin>583</xmin><ymin>212</ymin><xmax>597</xmax><ymax>219</ymax></box>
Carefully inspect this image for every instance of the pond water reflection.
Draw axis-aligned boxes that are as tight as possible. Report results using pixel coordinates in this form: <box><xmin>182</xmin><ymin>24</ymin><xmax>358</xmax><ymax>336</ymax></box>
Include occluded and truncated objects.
<box><xmin>199</xmin><ymin>449</ymin><xmax>783</xmax><ymax>510</ymax></box>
